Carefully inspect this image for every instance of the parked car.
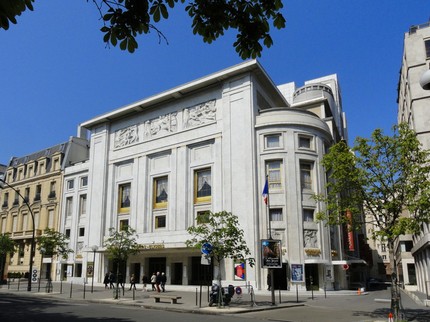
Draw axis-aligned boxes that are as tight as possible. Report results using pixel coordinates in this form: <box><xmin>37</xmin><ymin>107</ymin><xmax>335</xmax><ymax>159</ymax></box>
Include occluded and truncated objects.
<box><xmin>367</xmin><ymin>278</ymin><xmax>390</xmax><ymax>290</ymax></box>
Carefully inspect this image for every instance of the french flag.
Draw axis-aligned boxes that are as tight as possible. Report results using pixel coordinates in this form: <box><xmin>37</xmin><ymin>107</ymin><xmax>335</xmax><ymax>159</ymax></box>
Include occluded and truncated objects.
<box><xmin>262</xmin><ymin>178</ymin><xmax>268</xmax><ymax>205</ymax></box>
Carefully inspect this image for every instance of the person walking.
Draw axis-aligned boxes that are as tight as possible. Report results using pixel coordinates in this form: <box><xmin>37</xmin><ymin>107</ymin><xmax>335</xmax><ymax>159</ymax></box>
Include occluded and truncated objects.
<box><xmin>150</xmin><ymin>272</ymin><xmax>156</xmax><ymax>291</ymax></box>
<box><xmin>142</xmin><ymin>274</ymin><xmax>148</xmax><ymax>292</ymax></box>
<box><xmin>160</xmin><ymin>272</ymin><xmax>167</xmax><ymax>292</ymax></box>
<box><xmin>155</xmin><ymin>272</ymin><xmax>161</xmax><ymax>292</ymax></box>
<box><xmin>129</xmin><ymin>273</ymin><xmax>136</xmax><ymax>290</ymax></box>
<box><xmin>109</xmin><ymin>271</ymin><xmax>115</xmax><ymax>289</ymax></box>
<box><xmin>103</xmin><ymin>272</ymin><xmax>109</xmax><ymax>289</ymax></box>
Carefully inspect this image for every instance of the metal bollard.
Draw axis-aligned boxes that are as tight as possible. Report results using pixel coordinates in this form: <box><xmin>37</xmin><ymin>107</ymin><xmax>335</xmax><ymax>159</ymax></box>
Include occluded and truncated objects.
<box><xmin>70</xmin><ymin>281</ymin><xmax>73</xmax><ymax>298</ymax></box>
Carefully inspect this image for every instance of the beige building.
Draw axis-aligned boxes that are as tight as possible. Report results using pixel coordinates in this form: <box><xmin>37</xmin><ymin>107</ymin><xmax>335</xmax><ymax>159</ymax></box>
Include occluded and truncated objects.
<box><xmin>397</xmin><ymin>21</ymin><xmax>430</xmax><ymax>295</ymax></box>
<box><xmin>0</xmin><ymin>137</ymin><xmax>88</xmax><ymax>282</ymax></box>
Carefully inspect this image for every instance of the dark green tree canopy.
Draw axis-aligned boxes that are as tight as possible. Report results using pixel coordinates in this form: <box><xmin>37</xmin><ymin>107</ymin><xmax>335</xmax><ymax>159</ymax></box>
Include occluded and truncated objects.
<box><xmin>1</xmin><ymin>0</ymin><xmax>286</xmax><ymax>59</ymax></box>
<box><xmin>186</xmin><ymin>211</ymin><xmax>254</xmax><ymax>268</ymax></box>
<box><xmin>316</xmin><ymin>123</ymin><xmax>430</xmax><ymax>241</ymax></box>
<box><xmin>37</xmin><ymin>228</ymin><xmax>74</xmax><ymax>260</ymax></box>
<box><xmin>0</xmin><ymin>233</ymin><xmax>16</xmax><ymax>256</ymax></box>
<box><xmin>104</xmin><ymin>226</ymin><xmax>140</xmax><ymax>262</ymax></box>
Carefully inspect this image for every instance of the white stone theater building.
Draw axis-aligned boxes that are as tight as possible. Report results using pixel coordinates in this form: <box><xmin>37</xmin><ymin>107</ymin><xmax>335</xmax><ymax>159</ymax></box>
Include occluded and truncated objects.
<box><xmin>69</xmin><ymin>60</ymin><xmax>360</xmax><ymax>291</ymax></box>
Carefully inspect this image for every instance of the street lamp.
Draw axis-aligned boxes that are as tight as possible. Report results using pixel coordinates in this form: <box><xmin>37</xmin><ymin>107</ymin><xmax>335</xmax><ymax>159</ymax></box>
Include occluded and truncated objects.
<box><xmin>91</xmin><ymin>245</ymin><xmax>98</xmax><ymax>293</ymax></box>
<box><xmin>0</xmin><ymin>178</ymin><xmax>36</xmax><ymax>292</ymax></box>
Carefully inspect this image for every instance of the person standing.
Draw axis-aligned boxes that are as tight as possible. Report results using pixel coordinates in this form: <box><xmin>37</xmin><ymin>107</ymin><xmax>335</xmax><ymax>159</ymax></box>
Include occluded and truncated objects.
<box><xmin>160</xmin><ymin>272</ymin><xmax>167</xmax><ymax>292</ymax></box>
<box><xmin>129</xmin><ymin>273</ymin><xmax>136</xmax><ymax>290</ymax></box>
<box><xmin>150</xmin><ymin>272</ymin><xmax>156</xmax><ymax>291</ymax></box>
<box><xmin>142</xmin><ymin>274</ymin><xmax>148</xmax><ymax>292</ymax></box>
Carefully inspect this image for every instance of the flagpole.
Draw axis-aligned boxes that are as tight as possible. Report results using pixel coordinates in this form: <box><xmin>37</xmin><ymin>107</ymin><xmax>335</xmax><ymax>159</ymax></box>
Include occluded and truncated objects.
<box><xmin>265</xmin><ymin>175</ymin><xmax>272</xmax><ymax>240</ymax></box>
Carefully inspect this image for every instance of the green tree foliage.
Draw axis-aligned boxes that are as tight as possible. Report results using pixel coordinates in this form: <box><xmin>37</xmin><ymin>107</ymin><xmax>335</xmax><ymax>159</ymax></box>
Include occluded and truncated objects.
<box><xmin>0</xmin><ymin>0</ymin><xmax>34</xmax><ymax>30</ymax></box>
<box><xmin>0</xmin><ymin>233</ymin><xmax>16</xmax><ymax>281</ymax></box>
<box><xmin>186</xmin><ymin>211</ymin><xmax>254</xmax><ymax>280</ymax></box>
<box><xmin>37</xmin><ymin>228</ymin><xmax>74</xmax><ymax>260</ymax></box>
<box><xmin>0</xmin><ymin>0</ymin><xmax>286</xmax><ymax>59</ymax></box>
<box><xmin>315</xmin><ymin>123</ymin><xmax>430</xmax><ymax>319</ymax></box>
<box><xmin>104</xmin><ymin>226</ymin><xmax>140</xmax><ymax>298</ymax></box>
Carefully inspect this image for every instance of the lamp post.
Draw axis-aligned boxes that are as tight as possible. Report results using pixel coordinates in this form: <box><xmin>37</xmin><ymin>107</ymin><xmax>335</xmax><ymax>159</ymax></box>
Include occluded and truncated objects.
<box><xmin>91</xmin><ymin>245</ymin><xmax>98</xmax><ymax>293</ymax></box>
<box><xmin>0</xmin><ymin>178</ymin><xmax>36</xmax><ymax>292</ymax></box>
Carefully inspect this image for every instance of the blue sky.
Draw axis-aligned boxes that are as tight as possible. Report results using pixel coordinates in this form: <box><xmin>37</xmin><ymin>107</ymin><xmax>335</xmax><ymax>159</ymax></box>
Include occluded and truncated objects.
<box><xmin>1</xmin><ymin>1</ymin><xmax>429</xmax><ymax>164</ymax></box>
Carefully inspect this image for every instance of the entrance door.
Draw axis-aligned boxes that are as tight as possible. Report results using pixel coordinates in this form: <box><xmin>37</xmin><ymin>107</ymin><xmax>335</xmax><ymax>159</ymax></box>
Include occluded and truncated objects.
<box><xmin>131</xmin><ymin>263</ymin><xmax>140</xmax><ymax>283</ymax></box>
<box><xmin>171</xmin><ymin>263</ymin><xmax>183</xmax><ymax>285</ymax></box>
<box><xmin>148</xmin><ymin>258</ymin><xmax>166</xmax><ymax>276</ymax></box>
<box><xmin>305</xmin><ymin>264</ymin><xmax>319</xmax><ymax>290</ymax></box>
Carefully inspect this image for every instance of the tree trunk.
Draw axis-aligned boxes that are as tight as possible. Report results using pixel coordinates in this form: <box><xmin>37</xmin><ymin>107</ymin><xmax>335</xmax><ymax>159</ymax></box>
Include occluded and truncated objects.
<box><xmin>388</xmin><ymin>239</ymin><xmax>400</xmax><ymax>320</ymax></box>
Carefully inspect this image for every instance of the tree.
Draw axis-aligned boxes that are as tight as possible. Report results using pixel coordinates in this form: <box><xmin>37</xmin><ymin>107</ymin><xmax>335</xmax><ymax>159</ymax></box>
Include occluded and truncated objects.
<box><xmin>186</xmin><ymin>211</ymin><xmax>254</xmax><ymax>305</ymax></box>
<box><xmin>104</xmin><ymin>226</ymin><xmax>140</xmax><ymax>299</ymax></box>
<box><xmin>315</xmin><ymin>123</ymin><xmax>430</xmax><ymax>320</ymax></box>
<box><xmin>37</xmin><ymin>228</ymin><xmax>73</xmax><ymax>286</ymax></box>
<box><xmin>0</xmin><ymin>0</ymin><xmax>286</xmax><ymax>59</ymax></box>
<box><xmin>0</xmin><ymin>233</ymin><xmax>16</xmax><ymax>283</ymax></box>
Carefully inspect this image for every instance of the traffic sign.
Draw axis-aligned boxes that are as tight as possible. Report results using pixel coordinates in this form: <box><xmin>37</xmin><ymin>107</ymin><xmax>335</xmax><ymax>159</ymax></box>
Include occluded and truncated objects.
<box><xmin>201</xmin><ymin>242</ymin><xmax>213</xmax><ymax>255</ymax></box>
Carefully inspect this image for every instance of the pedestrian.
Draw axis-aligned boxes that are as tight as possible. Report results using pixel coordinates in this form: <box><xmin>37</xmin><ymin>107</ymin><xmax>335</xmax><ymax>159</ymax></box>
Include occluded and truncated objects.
<box><xmin>103</xmin><ymin>272</ymin><xmax>109</xmax><ymax>289</ymax></box>
<box><xmin>142</xmin><ymin>274</ymin><xmax>148</xmax><ymax>292</ymax></box>
<box><xmin>129</xmin><ymin>273</ymin><xmax>136</xmax><ymax>290</ymax></box>
<box><xmin>155</xmin><ymin>271</ymin><xmax>161</xmax><ymax>292</ymax></box>
<box><xmin>150</xmin><ymin>272</ymin><xmax>156</xmax><ymax>291</ymax></box>
<box><xmin>118</xmin><ymin>272</ymin><xmax>124</xmax><ymax>288</ymax></box>
<box><xmin>109</xmin><ymin>271</ymin><xmax>115</xmax><ymax>289</ymax></box>
<box><xmin>160</xmin><ymin>272</ymin><xmax>167</xmax><ymax>292</ymax></box>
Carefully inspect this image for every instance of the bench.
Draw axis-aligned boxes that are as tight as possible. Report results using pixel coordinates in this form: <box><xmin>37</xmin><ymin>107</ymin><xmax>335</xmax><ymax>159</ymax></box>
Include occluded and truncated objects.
<box><xmin>150</xmin><ymin>294</ymin><xmax>182</xmax><ymax>304</ymax></box>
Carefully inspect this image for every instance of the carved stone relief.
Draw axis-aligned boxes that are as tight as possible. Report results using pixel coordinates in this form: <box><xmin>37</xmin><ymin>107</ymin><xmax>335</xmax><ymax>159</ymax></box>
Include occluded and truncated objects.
<box><xmin>144</xmin><ymin>113</ymin><xmax>177</xmax><ymax>139</ymax></box>
<box><xmin>183</xmin><ymin>100</ymin><xmax>216</xmax><ymax>128</ymax></box>
<box><xmin>114</xmin><ymin>125</ymin><xmax>139</xmax><ymax>148</ymax></box>
<box><xmin>303</xmin><ymin>229</ymin><xmax>318</xmax><ymax>248</ymax></box>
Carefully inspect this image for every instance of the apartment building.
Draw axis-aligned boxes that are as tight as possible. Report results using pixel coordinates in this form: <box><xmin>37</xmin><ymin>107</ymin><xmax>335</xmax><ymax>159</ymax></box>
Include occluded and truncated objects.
<box><xmin>0</xmin><ymin>137</ymin><xmax>89</xmax><ymax>281</ymax></box>
<box><xmin>397</xmin><ymin>21</ymin><xmax>430</xmax><ymax>294</ymax></box>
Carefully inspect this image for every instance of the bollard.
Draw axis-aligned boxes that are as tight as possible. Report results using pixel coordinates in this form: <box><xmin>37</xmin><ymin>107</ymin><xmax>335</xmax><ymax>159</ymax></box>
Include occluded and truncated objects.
<box><xmin>195</xmin><ymin>288</ymin><xmax>198</xmax><ymax>306</ymax></box>
<box><xmin>60</xmin><ymin>280</ymin><xmax>63</xmax><ymax>294</ymax></box>
<box><xmin>17</xmin><ymin>278</ymin><xmax>20</xmax><ymax>291</ymax></box>
<box><xmin>278</xmin><ymin>288</ymin><xmax>282</xmax><ymax>304</ymax></box>
<box><xmin>133</xmin><ymin>288</ymin><xmax>135</xmax><ymax>300</ymax></box>
<box><xmin>38</xmin><ymin>278</ymin><xmax>41</xmax><ymax>292</ymax></box>
<box><xmin>83</xmin><ymin>282</ymin><xmax>86</xmax><ymax>299</ymax></box>
<box><xmin>296</xmin><ymin>284</ymin><xmax>299</xmax><ymax>303</ymax></box>
<box><xmin>7</xmin><ymin>278</ymin><xmax>10</xmax><ymax>290</ymax></box>
<box><xmin>70</xmin><ymin>281</ymin><xmax>73</xmax><ymax>298</ymax></box>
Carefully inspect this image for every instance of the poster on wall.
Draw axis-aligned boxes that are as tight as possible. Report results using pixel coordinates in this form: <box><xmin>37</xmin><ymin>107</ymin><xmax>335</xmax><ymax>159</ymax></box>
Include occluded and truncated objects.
<box><xmin>261</xmin><ymin>239</ymin><xmax>282</xmax><ymax>268</ymax></box>
<box><xmin>291</xmin><ymin>264</ymin><xmax>304</xmax><ymax>283</ymax></box>
<box><xmin>234</xmin><ymin>261</ymin><xmax>246</xmax><ymax>280</ymax></box>
<box><xmin>86</xmin><ymin>262</ymin><xmax>94</xmax><ymax>277</ymax></box>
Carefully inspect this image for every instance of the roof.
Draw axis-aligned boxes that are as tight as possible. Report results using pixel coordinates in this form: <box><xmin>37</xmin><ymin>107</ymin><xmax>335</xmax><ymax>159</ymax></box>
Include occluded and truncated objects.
<box><xmin>80</xmin><ymin>60</ymin><xmax>288</xmax><ymax>129</ymax></box>
<box><xmin>9</xmin><ymin>142</ymin><xmax>69</xmax><ymax>167</ymax></box>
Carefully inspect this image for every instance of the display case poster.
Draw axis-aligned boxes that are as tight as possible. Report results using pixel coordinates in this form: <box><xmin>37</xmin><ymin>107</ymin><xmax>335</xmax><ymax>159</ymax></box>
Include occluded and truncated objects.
<box><xmin>291</xmin><ymin>264</ymin><xmax>304</xmax><ymax>282</ymax></box>
<box><xmin>261</xmin><ymin>239</ymin><xmax>282</xmax><ymax>268</ymax></box>
<box><xmin>234</xmin><ymin>261</ymin><xmax>246</xmax><ymax>280</ymax></box>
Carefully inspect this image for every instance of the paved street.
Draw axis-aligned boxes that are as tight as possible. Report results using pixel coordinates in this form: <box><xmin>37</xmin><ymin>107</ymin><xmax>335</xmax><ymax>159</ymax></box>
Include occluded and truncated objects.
<box><xmin>0</xmin><ymin>281</ymin><xmax>428</xmax><ymax>322</ymax></box>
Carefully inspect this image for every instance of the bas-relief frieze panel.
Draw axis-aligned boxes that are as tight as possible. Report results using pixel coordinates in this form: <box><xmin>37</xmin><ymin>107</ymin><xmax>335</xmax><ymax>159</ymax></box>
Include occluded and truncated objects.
<box><xmin>183</xmin><ymin>100</ymin><xmax>216</xmax><ymax>128</ymax></box>
<box><xmin>114</xmin><ymin>125</ymin><xmax>139</xmax><ymax>148</ymax></box>
<box><xmin>303</xmin><ymin>229</ymin><xmax>318</xmax><ymax>248</ymax></box>
<box><xmin>113</xmin><ymin>99</ymin><xmax>217</xmax><ymax>150</ymax></box>
<box><xmin>144</xmin><ymin>113</ymin><xmax>177</xmax><ymax>139</ymax></box>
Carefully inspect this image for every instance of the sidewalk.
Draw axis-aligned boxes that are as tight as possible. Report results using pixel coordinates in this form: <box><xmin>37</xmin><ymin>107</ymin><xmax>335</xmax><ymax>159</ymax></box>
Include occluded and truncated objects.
<box><xmin>0</xmin><ymin>280</ymin><xmax>426</xmax><ymax>315</ymax></box>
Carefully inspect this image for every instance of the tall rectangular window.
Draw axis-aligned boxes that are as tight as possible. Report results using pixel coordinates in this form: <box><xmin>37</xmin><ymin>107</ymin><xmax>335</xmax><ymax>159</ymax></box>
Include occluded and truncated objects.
<box><xmin>34</xmin><ymin>185</ymin><xmax>41</xmax><ymax>202</ymax></box>
<box><xmin>66</xmin><ymin>197</ymin><xmax>73</xmax><ymax>217</ymax></box>
<box><xmin>194</xmin><ymin>168</ymin><xmax>212</xmax><ymax>203</ymax></box>
<box><xmin>48</xmin><ymin>209</ymin><xmax>54</xmax><ymax>228</ymax></box>
<box><xmin>298</xmin><ymin>135</ymin><xmax>312</xmax><ymax>149</ymax></box>
<box><xmin>79</xmin><ymin>195</ymin><xmax>87</xmax><ymax>216</ymax></box>
<box><xmin>154</xmin><ymin>176</ymin><xmax>168</xmax><ymax>209</ymax></box>
<box><xmin>48</xmin><ymin>181</ymin><xmax>56</xmax><ymax>198</ymax></box>
<box><xmin>300</xmin><ymin>162</ymin><xmax>313</xmax><ymax>190</ymax></box>
<box><xmin>425</xmin><ymin>39</ymin><xmax>430</xmax><ymax>59</ymax></box>
<box><xmin>303</xmin><ymin>209</ymin><xmax>314</xmax><ymax>222</ymax></box>
<box><xmin>80</xmin><ymin>176</ymin><xmax>88</xmax><ymax>187</ymax></box>
<box><xmin>266</xmin><ymin>160</ymin><xmax>282</xmax><ymax>189</ymax></box>
<box><xmin>67</xmin><ymin>180</ymin><xmax>74</xmax><ymax>190</ymax></box>
<box><xmin>118</xmin><ymin>183</ymin><xmax>131</xmax><ymax>213</ymax></box>
<box><xmin>265</xmin><ymin>134</ymin><xmax>281</xmax><ymax>148</ymax></box>
<box><xmin>269</xmin><ymin>208</ymin><xmax>283</xmax><ymax>221</ymax></box>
